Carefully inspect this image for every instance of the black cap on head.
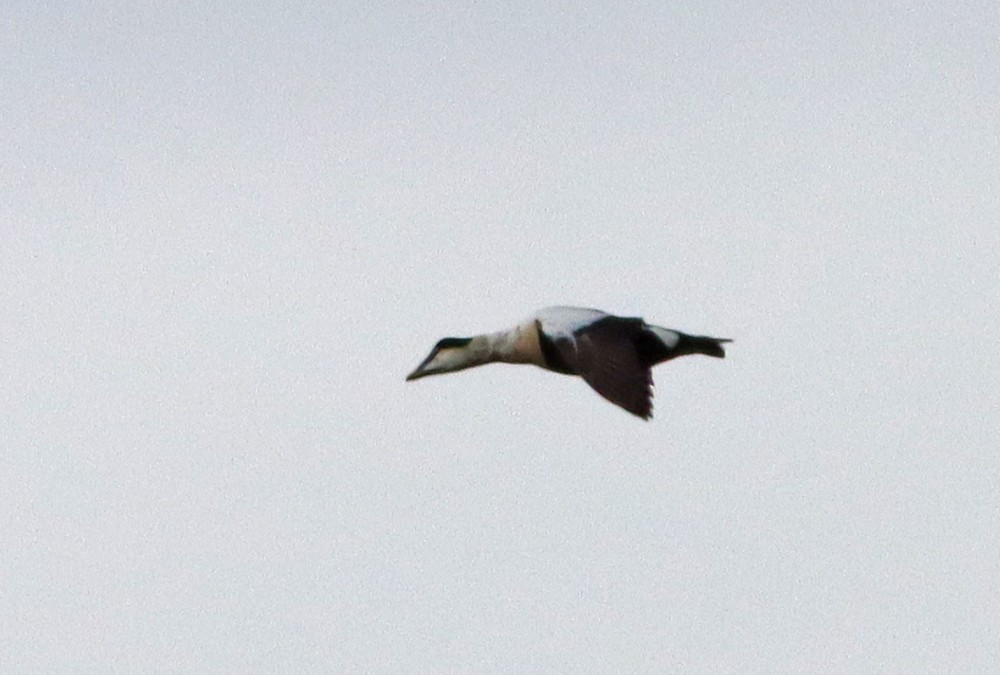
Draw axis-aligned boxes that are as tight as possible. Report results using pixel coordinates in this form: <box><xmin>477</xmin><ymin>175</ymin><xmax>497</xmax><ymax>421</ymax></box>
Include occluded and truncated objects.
<box><xmin>434</xmin><ymin>337</ymin><xmax>472</xmax><ymax>350</ymax></box>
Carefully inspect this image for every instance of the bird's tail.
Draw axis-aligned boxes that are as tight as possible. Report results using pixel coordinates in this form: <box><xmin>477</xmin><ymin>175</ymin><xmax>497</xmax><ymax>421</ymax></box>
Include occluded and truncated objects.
<box><xmin>677</xmin><ymin>334</ymin><xmax>731</xmax><ymax>358</ymax></box>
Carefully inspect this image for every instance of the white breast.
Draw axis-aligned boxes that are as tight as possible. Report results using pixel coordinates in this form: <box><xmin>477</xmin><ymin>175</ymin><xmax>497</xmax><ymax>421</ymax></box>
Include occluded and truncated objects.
<box><xmin>532</xmin><ymin>306</ymin><xmax>609</xmax><ymax>340</ymax></box>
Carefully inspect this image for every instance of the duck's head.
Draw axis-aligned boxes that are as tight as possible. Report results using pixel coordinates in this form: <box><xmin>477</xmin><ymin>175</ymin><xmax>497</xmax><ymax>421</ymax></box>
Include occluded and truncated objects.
<box><xmin>406</xmin><ymin>337</ymin><xmax>476</xmax><ymax>381</ymax></box>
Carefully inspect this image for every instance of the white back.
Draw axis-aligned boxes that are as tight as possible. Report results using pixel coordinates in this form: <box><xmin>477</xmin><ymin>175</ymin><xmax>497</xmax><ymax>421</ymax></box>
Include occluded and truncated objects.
<box><xmin>532</xmin><ymin>306</ymin><xmax>609</xmax><ymax>339</ymax></box>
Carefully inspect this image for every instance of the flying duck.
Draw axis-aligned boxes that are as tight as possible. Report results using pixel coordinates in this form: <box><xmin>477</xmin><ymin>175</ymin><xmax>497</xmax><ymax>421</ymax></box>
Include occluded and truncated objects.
<box><xmin>406</xmin><ymin>306</ymin><xmax>730</xmax><ymax>420</ymax></box>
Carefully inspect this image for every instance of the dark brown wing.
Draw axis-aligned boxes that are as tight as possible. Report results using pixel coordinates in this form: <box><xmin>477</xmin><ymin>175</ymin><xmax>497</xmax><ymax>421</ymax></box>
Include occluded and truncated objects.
<box><xmin>556</xmin><ymin>318</ymin><xmax>654</xmax><ymax>419</ymax></box>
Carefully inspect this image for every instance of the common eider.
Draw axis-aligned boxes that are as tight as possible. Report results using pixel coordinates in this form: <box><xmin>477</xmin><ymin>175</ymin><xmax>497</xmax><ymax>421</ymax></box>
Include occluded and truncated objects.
<box><xmin>406</xmin><ymin>306</ymin><xmax>730</xmax><ymax>420</ymax></box>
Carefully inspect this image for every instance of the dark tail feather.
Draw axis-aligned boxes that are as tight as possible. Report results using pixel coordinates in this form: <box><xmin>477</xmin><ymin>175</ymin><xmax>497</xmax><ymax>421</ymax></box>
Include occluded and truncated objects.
<box><xmin>678</xmin><ymin>334</ymin><xmax>731</xmax><ymax>359</ymax></box>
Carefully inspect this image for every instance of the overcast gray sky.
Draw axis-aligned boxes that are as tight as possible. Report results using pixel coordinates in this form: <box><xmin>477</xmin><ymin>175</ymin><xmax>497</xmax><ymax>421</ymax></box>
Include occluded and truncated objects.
<box><xmin>3</xmin><ymin>1</ymin><xmax>999</xmax><ymax>672</ymax></box>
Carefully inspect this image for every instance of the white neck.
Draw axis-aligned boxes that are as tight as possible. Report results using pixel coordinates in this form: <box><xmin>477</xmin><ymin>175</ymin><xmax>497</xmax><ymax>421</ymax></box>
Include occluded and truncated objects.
<box><xmin>471</xmin><ymin>320</ymin><xmax>544</xmax><ymax>366</ymax></box>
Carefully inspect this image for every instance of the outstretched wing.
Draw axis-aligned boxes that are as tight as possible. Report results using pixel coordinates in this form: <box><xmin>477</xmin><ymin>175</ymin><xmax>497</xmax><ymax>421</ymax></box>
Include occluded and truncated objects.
<box><xmin>551</xmin><ymin>318</ymin><xmax>654</xmax><ymax>419</ymax></box>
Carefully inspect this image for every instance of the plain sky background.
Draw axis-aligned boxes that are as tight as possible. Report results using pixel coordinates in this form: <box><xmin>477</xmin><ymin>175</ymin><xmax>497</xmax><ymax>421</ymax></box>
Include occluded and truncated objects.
<box><xmin>3</xmin><ymin>1</ymin><xmax>999</xmax><ymax>672</ymax></box>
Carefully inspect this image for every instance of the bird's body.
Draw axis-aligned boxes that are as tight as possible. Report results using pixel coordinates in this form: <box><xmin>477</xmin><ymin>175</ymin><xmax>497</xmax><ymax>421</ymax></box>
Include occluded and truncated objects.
<box><xmin>406</xmin><ymin>306</ymin><xmax>730</xmax><ymax>420</ymax></box>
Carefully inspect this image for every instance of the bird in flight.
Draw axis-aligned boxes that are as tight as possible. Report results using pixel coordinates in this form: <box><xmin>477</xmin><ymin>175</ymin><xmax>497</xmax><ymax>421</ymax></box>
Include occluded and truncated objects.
<box><xmin>406</xmin><ymin>306</ymin><xmax>730</xmax><ymax>420</ymax></box>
